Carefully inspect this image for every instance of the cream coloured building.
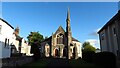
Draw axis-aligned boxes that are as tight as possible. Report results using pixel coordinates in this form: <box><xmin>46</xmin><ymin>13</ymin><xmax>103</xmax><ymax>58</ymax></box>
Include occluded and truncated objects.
<box><xmin>98</xmin><ymin>11</ymin><xmax>120</xmax><ymax>56</ymax></box>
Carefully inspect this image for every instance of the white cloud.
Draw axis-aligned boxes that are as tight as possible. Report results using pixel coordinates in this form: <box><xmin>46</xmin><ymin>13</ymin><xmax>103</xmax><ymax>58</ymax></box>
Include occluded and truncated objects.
<box><xmin>85</xmin><ymin>39</ymin><xmax>100</xmax><ymax>48</ymax></box>
<box><xmin>89</xmin><ymin>27</ymin><xmax>101</xmax><ymax>36</ymax></box>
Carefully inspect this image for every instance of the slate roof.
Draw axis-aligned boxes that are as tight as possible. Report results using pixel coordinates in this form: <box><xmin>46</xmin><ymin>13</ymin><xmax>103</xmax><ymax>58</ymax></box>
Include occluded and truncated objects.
<box><xmin>41</xmin><ymin>36</ymin><xmax>52</xmax><ymax>43</ymax></box>
<box><xmin>72</xmin><ymin>37</ymin><xmax>80</xmax><ymax>42</ymax></box>
<box><xmin>0</xmin><ymin>18</ymin><xmax>14</xmax><ymax>29</ymax></box>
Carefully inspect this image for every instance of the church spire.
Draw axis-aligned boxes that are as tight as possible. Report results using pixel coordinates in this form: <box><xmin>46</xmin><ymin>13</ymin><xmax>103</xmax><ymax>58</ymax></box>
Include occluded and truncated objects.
<box><xmin>66</xmin><ymin>7</ymin><xmax>70</xmax><ymax>21</ymax></box>
<box><xmin>66</xmin><ymin>7</ymin><xmax>71</xmax><ymax>33</ymax></box>
<box><xmin>66</xmin><ymin>7</ymin><xmax>72</xmax><ymax>59</ymax></box>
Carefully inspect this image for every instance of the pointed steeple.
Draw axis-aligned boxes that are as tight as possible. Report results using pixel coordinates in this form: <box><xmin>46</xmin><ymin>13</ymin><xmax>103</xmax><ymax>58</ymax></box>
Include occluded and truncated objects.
<box><xmin>66</xmin><ymin>7</ymin><xmax>71</xmax><ymax>33</ymax></box>
<box><xmin>66</xmin><ymin>7</ymin><xmax>72</xmax><ymax>59</ymax></box>
<box><xmin>66</xmin><ymin>7</ymin><xmax>70</xmax><ymax>22</ymax></box>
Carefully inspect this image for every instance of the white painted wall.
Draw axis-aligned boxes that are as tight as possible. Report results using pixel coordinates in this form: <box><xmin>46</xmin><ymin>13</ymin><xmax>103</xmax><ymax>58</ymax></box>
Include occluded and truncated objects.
<box><xmin>21</xmin><ymin>39</ymin><xmax>33</xmax><ymax>56</ymax></box>
<box><xmin>0</xmin><ymin>19</ymin><xmax>14</xmax><ymax>58</ymax></box>
<box><xmin>72</xmin><ymin>41</ymin><xmax>82</xmax><ymax>58</ymax></box>
<box><xmin>45</xmin><ymin>44</ymin><xmax>50</xmax><ymax>57</ymax></box>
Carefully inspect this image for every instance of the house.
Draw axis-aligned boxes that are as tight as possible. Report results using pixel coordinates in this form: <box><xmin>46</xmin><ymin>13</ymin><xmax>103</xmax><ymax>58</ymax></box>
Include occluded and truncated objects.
<box><xmin>40</xmin><ymin>8</ymin><xmax>82</xmax><ymax>59</ymax></box>
<box><xmin>0</xmin><ymin>18</ymin><xmax>14</xmax><ymax>58</ymax></box>
<box><xmin>11</xmin><ymin>27</ymin><xmax>33</xmax><ymax>56</ymax></box>
<box><xmin>0</xmin><ymin>18</ymin><xmax>32</xmax><ymax>58</ymax></box>
<box><xmin>98</xmin><ymin>10</ymin><xmax>120</xmax><ymax>56</ymax></box>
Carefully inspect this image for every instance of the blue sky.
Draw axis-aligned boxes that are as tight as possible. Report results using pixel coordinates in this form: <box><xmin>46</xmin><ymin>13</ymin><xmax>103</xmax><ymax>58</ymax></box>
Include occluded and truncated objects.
<box><xmin>1</xmin><ymin>2</ymin><xmax>118</xmax><ymax>48</ymax></box>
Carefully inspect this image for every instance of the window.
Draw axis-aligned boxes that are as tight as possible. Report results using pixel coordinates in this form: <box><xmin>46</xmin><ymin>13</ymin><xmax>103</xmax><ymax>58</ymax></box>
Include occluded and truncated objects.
<box><xmin>57</xmin><ymin>33</ymin><xmax>64</xmax><ymax>44</ymax></box>
<box><xmin>4</xmin><ymin>38</ymin><xmax>7</xmax><ymax>47</ymax></box>
<box><xmin>47</xmin><ymin>48</ymin><xmax>49</xmax><ymax>53</ymax></box>
<box><xmin>101</xmin><ymin>33</ymin><xmax>105</xmax><ymax>40</ymax></box>
<box><xmin>7</xmin><ymin>39</ymin><xmax>9</xmax><ymax>48</ymax></box>
<box><xmin>0</xmin><ymin>25</ymin><xmax>2</xmax><ymax>34</ymax></box>
<box><xmin>113</xmin><ymin>27</ymin><xmax>116</xmax><ymax>35</ymax></box>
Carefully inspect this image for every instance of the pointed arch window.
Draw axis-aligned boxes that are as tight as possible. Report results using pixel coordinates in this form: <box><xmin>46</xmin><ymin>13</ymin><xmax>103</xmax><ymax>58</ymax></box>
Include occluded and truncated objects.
<box><xmin>57</xmin><ymin>33</ymin><xmax>64</xmax><ymax>44</ymax></box>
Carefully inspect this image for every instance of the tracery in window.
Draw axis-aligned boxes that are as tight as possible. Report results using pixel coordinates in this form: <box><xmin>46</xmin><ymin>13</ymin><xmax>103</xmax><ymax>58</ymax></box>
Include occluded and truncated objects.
<box><xmin>57</xmin><ymin>33</ymin><xmax>64</xmax><ymax>44</ymax></box>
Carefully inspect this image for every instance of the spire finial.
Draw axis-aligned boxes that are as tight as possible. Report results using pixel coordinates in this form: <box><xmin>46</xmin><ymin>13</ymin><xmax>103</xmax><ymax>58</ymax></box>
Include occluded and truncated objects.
<box><xmin>67</xmin><ymin>7</ymin><xmax>70</xmax><ymax>21</ymax></box>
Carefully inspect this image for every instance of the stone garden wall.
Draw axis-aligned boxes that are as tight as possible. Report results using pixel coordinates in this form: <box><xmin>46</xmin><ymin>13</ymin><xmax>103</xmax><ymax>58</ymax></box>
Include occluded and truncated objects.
<box><xmin>1</xmin><ymin>56</ymin><xmax>33</xmax><ymax>68</ymax></box>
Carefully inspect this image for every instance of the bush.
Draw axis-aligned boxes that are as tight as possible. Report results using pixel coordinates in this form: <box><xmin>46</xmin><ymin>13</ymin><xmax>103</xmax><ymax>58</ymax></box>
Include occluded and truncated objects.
<box><xmin>93</xmin><ymin>51</ymin><xmax>116</xmax><ymax>68</ymax></box>
<box><xmin>82</xmin><ymin>51</ymin><xmax>95</xmax><ymax>63</ymax></box>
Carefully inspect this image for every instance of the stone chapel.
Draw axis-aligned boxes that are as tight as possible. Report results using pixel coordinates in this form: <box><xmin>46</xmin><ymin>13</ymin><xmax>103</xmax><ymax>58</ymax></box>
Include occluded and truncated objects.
<box><xmin>40</xmin><ymin>8</ymin><xmax>82</xmax><ymax>59</ymax></box>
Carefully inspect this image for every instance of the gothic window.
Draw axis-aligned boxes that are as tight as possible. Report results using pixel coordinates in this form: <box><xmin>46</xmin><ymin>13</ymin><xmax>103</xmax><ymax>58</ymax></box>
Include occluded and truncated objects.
<box><xmin>57</xmin><ymin>33</ymin><xmax>64</xmax><ymax>44</ymax></box>
<box><xmin>47</xmin><ymin>48</ymin><xmax>49</xmax><ymax>53</ymax></box>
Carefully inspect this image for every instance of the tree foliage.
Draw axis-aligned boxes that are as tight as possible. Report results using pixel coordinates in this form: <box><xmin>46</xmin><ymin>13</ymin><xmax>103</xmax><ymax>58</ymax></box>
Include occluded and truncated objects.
<box><xmin>45</xmin><ymin>36</ymin><xmax>48</xmax><ymax>39</ymax></box>
<box><xmin>82</xmin><ymin>42</ymin><xmax>96</xmax><ymax>52</ymax></box>
<box><xmin>27</xmin><ymin>32</ymin><xmax>44</xmax><ymax>60</ymax></box>
<box><xmin>27</xmin><ymin>31</ymin><xmax>44</xmax><ymax>46</ymax></box>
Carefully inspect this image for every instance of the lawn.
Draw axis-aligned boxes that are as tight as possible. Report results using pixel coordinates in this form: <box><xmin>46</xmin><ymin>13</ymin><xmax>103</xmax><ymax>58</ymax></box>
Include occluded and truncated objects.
<box><xmin>20</xmin><ymin>58</ymin><xmax>101</xmax><ymax>68</ymax></box>
<box><xmin>20</xmin><ymin>58</ymin><xmax>48</xmax><ymax>68</ymax></box>
<box><xmin>69</xmin><ymin>59</ymin><xmax>98</xmax><ymax>68</ymax></box>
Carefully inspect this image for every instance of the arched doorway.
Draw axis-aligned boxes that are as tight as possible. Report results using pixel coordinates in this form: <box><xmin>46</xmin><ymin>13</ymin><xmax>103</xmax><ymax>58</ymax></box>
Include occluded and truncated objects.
<box><xmin>55</xmin><ymin>49</ymin><xmax>59</xmax><ymax>57</ymax></box>
<box><xmin>63</xmin><ymin>48</ymin><xmax>67</xmax><ymax>57</ymax></box>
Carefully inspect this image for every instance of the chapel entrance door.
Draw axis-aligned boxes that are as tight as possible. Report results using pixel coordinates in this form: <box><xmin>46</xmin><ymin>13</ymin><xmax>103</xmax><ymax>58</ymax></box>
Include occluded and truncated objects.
<box><xmin>63</xmin><ymin>48</ymin><xmax>67</xmax><ymax>57</ymax></box>
<box><xmin>55</xmin><ymin>49</ymin><xmax>59</xmax><ymax>57</ymax></box>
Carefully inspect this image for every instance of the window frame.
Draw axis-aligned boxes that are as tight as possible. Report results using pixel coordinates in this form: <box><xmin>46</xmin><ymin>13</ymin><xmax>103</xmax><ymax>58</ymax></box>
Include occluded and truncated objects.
<box><xmin>101</xmin><ymin>33</ymin><xmax>105</xmax><ymax>40</ymax></box>
<box><xmin>113</xmin><ymin>27</ymin><xmax>116</xmax><ymax>36</ymax></box>
<box><xmin>57</xmin><ymin>33</ymin><xmax>64</xmax><ymax>44</ymax></box>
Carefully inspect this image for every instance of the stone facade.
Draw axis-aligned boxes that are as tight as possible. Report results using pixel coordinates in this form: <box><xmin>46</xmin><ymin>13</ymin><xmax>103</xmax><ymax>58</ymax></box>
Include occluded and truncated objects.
<box><xmin>40</xmin><ymin>8</ymin><xmax>82</xmax><ymax>59</ymax></box>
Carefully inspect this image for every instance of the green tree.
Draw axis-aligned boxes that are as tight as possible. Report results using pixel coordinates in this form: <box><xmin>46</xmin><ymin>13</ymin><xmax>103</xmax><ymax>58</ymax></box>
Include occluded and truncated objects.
<box><xmin>45</xmin><ymin>36</ymin><xmax>48</xmax><ymax>39</ymax></box>
<box><xmin>82</xmin><ymin>42</ymin><xmax>90</xmax><ymax>48</ymax></box>
<box><xmin>27</xmin><ymin>31</ymin><xmax>44</xmax><ymax>60</ymax></box>
<box><xmin>82</xmin><ymin>42</ymin><xmax>96</xmax><ymax>52</ymax></box>
<box><xmin>27</xmin><ymin>32</ymin><xmax>44</xmax><ymax>46</ymax></box>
